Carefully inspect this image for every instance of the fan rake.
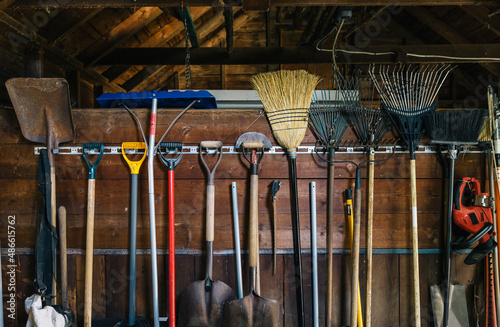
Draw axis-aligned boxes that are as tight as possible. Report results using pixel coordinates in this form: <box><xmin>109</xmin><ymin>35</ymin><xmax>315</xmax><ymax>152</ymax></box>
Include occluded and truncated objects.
<box><xmin>369</xmin><ymin>64</ymin><xmax>455</xmax><ymax>327</ymax></box>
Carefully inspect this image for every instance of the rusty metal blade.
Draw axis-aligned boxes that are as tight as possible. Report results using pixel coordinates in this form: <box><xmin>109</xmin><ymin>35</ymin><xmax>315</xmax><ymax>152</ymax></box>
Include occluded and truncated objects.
<box><xmin>177</xmin><ymin>279</ymin><xmax>236</xmax><ymax>327</ymax></box>
<box><xmin>6</xmin><ymin>78</ymin><xmax>74</xmax><ymax>151</ymax></box>
<box><xmin>222</xmin><ymin>291</ymin><xmax>280</xmax><ymax>327</ymax></box>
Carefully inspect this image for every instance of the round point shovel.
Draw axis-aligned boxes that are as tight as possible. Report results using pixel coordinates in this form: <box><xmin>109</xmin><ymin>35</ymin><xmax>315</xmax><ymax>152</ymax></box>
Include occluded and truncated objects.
<box><xmin>82</xmin><ymin>143</ymin><xmax>104</xmax><ymax>327</ymax></box>
<box><xmin>223</xmin><ymin>136</ymin><xmax>280</xmax><ymax>327</ymax></box>
<box><xmin>177</xmin><ymin>141</ymin><xmax>236</xmax><ymax>327</ymax></box>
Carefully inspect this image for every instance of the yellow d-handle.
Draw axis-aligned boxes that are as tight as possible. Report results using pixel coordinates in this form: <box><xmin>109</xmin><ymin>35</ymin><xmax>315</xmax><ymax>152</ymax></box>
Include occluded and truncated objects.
<box><xmin>121</xmin><ymin>142</ymin><xmax>147</xmax><ymax>175</ymax></box>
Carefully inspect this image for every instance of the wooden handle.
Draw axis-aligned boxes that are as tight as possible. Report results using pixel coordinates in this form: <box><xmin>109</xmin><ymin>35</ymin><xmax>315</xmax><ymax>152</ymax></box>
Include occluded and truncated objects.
<box><xmin>366</xmin><ymin>154</ymin><xmax>375</xmax><ymax>327</ymax></box>
<box><xmin>249</xmin><ymin>174</ymin><xmax>259</xmax><ymax>268</ymax></box>
<box><xmin>242</xmin><ymin>141</ymin><xmax>264</xmax><ymax>149</ymax></box>
<box><xmin>410</xmin><ymin>159</ymin><xmax>421</xmax><ymax>327</ymax></box>
<box><xmin>327</xmin><ymin>158</ymin><xmax>335</xmax><ymax>327</ymax></box>
<box><xmin>206</xmin><ymin>184</ymin><xmax>215</xmax><ymax>242</ymax></box>
<box><xmin>350</xmin><ymin>188</ymin><xmax>362</xmax><ymax>327</ymax></box>
<box><xmin>84</xmin><ymin>179</ymin><xmax>96</xmax><ymax>327</ymax></box>
<box><xmin>200</xmin><ymin>140</ymin><xmax>222</xmax><ymax>148</ymax></box>
<box><xmin>57</xmin><ymin>206</ymin><xmax>68</xmax><ymax>309</ymax></box>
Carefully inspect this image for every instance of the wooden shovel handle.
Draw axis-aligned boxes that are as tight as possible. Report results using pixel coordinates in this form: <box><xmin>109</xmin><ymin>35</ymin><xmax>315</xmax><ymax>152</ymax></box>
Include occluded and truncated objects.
<box><xmin>366</xmin><ymin>154</ymin><xmax>375</xmax><ymax>327</ymax></box>
<box><xmin>206</xmin><ymin>184</ymin><xmax>215</xmax><ymax>242</ymax></box>
<box><xmin>249</xmin><ymin>174</ymin><xmax>259</xmax><ymax>268</ymax></box>
<box><xmin>84</xmin><ymin>179</ymin><xmax>96</xmax><ymax>327</ymax></box>
<box><xmin>410</xmin><ymin>159</ymin><xmax>421</xmax><ymax>327</ymax></box>
<box><xmin>57</xmin><ymin>206</ymin><xmax>68</xmax><ymax>309</ymax></box>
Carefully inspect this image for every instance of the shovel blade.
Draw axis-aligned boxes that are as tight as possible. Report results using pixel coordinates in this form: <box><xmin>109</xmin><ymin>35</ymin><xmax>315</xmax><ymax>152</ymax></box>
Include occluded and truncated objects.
<box><xmin>6</xmin><ymin>78</ymin><xmax>74</xmax><ymax>148</ymax></box>
<box><xmin>430</xmin><ymin>284</ymin><xmax>469</xmax><ymax>327</ymax></box>
<box><xmin>177</xmin><ymin>279</ymin><xmax>236</xmax><ymax>327</ymax></box>
<box><xmin>222</xmin><ymin>291</ymin><xmax>280</xmax><ymax>327</ymax></box>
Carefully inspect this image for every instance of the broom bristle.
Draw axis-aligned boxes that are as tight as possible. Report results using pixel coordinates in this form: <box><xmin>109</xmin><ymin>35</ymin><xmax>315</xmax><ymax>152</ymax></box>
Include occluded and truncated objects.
<box><xmin>424</xmin><ymin>109</ymin><xmax>488</xmax><ymax>143</ymax></box>
<box><xmin>250</xmin><ymin>70</ymin><xmax>321</xmax><ymax>151</ymax></box>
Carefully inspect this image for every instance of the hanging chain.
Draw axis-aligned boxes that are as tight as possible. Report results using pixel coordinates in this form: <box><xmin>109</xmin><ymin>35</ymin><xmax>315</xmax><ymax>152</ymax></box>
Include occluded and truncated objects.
<box><xmin>183</xmin><ymin>17</ymin><xmax>191</xmax><ymax>90</ymax></box>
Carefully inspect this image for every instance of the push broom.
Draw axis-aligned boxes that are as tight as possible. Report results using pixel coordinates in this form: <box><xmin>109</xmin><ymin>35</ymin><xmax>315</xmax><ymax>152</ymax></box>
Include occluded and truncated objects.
<box><xmin>424</xmin><ymin>109</ymin><xmax>487</xmax><ymax>327</ymax></box>
<box><xmin>369</xmin><ymin>64</ymin><xmax>454</xmax><ymax>327</ymax></box>
<box><xmin>251</xmin><ymin>70</ymin><xmax>320</xmax><ymax>327</ymax></box>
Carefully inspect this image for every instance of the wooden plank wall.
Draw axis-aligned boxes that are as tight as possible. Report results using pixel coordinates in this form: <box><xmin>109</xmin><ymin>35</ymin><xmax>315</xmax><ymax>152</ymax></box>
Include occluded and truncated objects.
<box><xmin>0</xmin><ymin>107</ymin><xmax>487</xmax><ymax>326</ymax></box>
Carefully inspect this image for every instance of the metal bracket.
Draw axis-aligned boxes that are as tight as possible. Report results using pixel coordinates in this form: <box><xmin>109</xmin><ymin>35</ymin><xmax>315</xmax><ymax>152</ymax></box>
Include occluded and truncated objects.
<box><xmin>34</xmin><ymin>144</ymin><xmax>488</xmax><ymax>156</ymax></box>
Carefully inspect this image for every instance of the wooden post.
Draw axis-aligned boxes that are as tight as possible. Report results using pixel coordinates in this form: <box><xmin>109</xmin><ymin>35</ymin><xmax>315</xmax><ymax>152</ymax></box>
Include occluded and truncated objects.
<box><xmin>25</xmin><ymin>47</ymin><xmax>43</xmax><ymax>78</ymax></box>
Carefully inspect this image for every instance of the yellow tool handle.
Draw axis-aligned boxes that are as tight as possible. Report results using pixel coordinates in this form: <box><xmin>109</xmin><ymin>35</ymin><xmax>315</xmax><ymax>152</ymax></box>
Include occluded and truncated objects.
<box><xmin>347</xmin><ymin>195</ymin><xmax>364</xmax><ymax>327</ymax></box>
<box><xmin>121</xmin><ymin>142</ymin><xmax>147</xmax><ymax>175</ymax></box>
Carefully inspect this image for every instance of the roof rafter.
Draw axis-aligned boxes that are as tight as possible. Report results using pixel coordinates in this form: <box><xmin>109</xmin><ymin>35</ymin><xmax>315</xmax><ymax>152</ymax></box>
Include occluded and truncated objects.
<box><xmin>102</xmin><ymin>6</ymin><xmax>211</xmax><ymax>83</ymax></box>
<box><xmin>141</xmin><ymin>10</ymin><xmax>261</xmax><ymax>91</ymax></box>
<box><xmin>406</xmin><ymin>6</ymin><xmax>499</xmax><ymax>77</ymax></box>
<box><xmin>123</xmin><ymin>8</ymin><xmax>247</xmax><ymax>91</ymax></box>
<box><xmin>77</xmin><ymin>6</ymin><xmax>164</xmax><ymax>66</ymax></box>
<box><xmin>387</xmin><ymin>17</ymin><xmax>481</xmax><ymax>95</ymax></box>
<box><xmin>46</xmin><ymin>8</ymin><xmax>103</xmax><ymax>46</ymax></box>
<box><xmin>0</xmin><ymin>11</ymin><xmax>124</xmax><ymax>92</ymax></box>
<box><xmin>461</xmin><ymin>5</ymin><xmax>500</xmax><ymax>37</ymax></box>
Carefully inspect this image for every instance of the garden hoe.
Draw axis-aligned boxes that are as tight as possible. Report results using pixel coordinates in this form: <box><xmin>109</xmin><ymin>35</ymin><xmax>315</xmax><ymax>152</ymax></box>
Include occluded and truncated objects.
<box><xmin>158</xmin><ymin>142</ymin><xmax>183</xmax><ymax>327</ymax></box>
<box><xmin>223</xmin><ymin>135</ymin><xmax>280</xmax><ymax>327</ymax></box>
<box><xmin>177</xmin><ymin>141</ymin><xmax>236</xmax><ymax>327</ymax></box>
<box><xmin>82</xmin><ymin>143</ymin><xmax>104</xmax><ymax>327</ymax></box>
<box><xmin>118</xmin><ymin>142</ymin><xmax>149</xmax><ymax>327</ymax></box>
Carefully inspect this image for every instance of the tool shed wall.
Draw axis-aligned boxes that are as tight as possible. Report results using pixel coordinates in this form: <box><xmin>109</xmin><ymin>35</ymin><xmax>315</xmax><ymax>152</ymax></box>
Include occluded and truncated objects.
<box><xmin>0</xmin><ymin>106</ymin><xmax>486</xmax><ymax>326</ymax></box>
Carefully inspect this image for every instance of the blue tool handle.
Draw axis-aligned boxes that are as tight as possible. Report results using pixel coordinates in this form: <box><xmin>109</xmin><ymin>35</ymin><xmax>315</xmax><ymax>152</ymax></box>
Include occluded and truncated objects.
<box><xmin>158</xmin><ymin>142</ymin><xmax>183</xmax><ymax>170</ymax></box>
<box><xmin>82</xmin><ymin>143</ymin><xmax>104</xmax><ymax>179</ymax></box>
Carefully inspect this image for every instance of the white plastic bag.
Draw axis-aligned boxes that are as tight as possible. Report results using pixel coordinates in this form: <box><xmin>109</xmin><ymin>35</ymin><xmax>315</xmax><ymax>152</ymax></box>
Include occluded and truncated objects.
<box><xmin>25</xmin><ymin>294</ymin><xmax>65</xmax><ymax>327</ymax></box>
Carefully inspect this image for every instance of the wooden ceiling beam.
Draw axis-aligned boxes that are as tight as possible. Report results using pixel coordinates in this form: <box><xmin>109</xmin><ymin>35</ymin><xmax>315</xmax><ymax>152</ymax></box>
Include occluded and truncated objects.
<box><xmin>0</xmin><ymin>11</ymin><xmax>124</xmax><ymax>92</ymax></box>
<box><xmin>1</xmin><ymin>0</ymin><xmax>16</xmax><ymax>11</ymax></box>
<box><xmin>407</xmin><ymin>6</ymin><xmax>499</xmax><ymax>77</ymax></box>
<box><xmin>387</xmin><ymin>18</ymin><xmax>480</xmax><ymax>96</ymax></box>
<box><xmin>461</xmin><ymin>5</ymin><xmax>500</xmax><ymax>37</ymax></box>
<box><xmin>101</xmin><ymin>6</ymin><xmax>210</xmax><ymax>83</ymax></box>
<box><xmin>123</xmin><ymin>9</ymin><xmax>253</xmax><ymax>91</ymax></box>
<box><xmin>96</xmin><ymin>44</ymin><xmax>500</xmax><ymax>66</ymax></box>
<box><xmin>46</xmin><ymin>8</ymin><xmax>103</xmax><ymax>46</ymax></box>
<box><xmin>77</xmin><ymin>7</ymin><xmax>164</xmax><ymax>66</ymax></box>
<box><xmin>9</xmin><ymin>0</ymin><xmax>500</xmax><ymax>8</ymax></box>
<box><xmin>143</xmin><ymin>10</ymin><xmax>260</xmax><ymax>91</ymax></box>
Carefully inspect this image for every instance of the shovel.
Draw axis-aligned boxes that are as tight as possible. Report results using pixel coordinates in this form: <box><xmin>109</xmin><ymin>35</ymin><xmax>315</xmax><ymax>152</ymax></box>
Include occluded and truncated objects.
<box><xmin>177</xmin><ymin>141</ymin><xmax>236</xmax><ymax>327</ymax></box>
<box><xmin>82</xmin><ymin>143</ymin><xmax>104</xmax><ymax>327</ymax></box>
<box><xmin>235</xmin><ymin>132</ymin><xmax>272</xmax><ymax>295</ymax></box>
<box><xmin>6</xmin><ymin>78</ymin><xmax>74</xmax><ymax>300</ymax></box>
<box><xmin>6</xmin><ymin>78</ymin><xmax>74</xmax><ymax>226</ymax></box>
<box><xmin>223</xmin><ymin>134</ymin><xmax>280</xmax><ymax>326</ymax></box>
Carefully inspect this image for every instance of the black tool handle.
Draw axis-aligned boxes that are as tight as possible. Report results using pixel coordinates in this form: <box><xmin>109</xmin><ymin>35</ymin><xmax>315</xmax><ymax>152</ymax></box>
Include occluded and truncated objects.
<box><xmin>289</xmin><ymin>156</ymin><xmax>305</xmax><ymax>327</ymax></box>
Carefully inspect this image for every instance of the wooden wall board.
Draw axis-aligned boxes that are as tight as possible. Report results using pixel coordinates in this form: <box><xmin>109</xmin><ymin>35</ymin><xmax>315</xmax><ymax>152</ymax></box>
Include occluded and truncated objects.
<box><xmin>0</xmin><ymin>106</ymin><xmax>488</xmax><ymax>326</ymax></box>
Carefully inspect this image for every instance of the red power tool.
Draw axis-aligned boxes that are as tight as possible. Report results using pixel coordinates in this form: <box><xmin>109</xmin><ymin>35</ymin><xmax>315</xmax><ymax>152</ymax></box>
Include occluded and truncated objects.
<box><xmin>452</xmin><ymin>177</ymin><xmax>497</xmax><ymax>265</ymax></box>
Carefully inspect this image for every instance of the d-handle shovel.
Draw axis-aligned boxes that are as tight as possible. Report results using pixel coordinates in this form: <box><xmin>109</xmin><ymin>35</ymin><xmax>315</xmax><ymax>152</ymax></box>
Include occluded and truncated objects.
<box><xmin>177</xmin><ymin>141</ymin><xmax>236</xmax><ymax>327</ymax></box>
<box><xmin>82</xmin><ymin>143</ymin><xmax>104</xmax><ymax>327</ymax></box>
<box><xmin>236</xmin><ymin>132</ymin><xmax>272</xmax><ymax>295</ymax></box>
<box><xmin>223</xmin><ymin>141</ymin><xmax>280</xmax><ymax>326</ymax></box>
<box><xmin>158</xmin><ymin>142</ymin><xmax>183</xmax><ymax>327</ymax></box>
<box><xmin>120</xmin><ymin>142</ymin><xmax>148</xmax><ymax>327</ymax></box>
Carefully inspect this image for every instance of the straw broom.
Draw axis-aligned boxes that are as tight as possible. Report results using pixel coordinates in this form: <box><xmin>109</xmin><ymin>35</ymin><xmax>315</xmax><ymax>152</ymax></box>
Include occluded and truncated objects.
<box><xmin>251</xmin><ymin>70</ymin><xmax>320</xmax><ymax>327</ymax></box>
